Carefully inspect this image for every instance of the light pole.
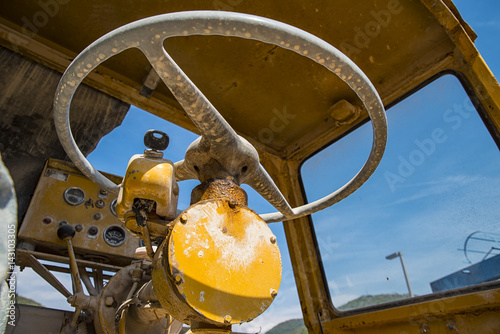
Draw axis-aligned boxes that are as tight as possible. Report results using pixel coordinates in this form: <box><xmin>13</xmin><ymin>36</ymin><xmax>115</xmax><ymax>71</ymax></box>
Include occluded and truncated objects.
<box><xmin>386</xmin><ymin>251</ymin><xmax>414</xmax><ymax>297</ymax></box>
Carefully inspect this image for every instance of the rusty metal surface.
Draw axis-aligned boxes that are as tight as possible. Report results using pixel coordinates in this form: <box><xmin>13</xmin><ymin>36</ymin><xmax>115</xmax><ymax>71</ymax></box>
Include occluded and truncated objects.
<box><xmin>152</xmin><ymin>199</ymin><xmax>281</xmax><ymax>326</ymax></box>
<box><xmin>96</xmin><ymin>261</ymin><xmax>176</xmax><ymax>334</ymax></box>
<box><xmin>190</xmin><ymin>178</ymin><xmax>248</xmax><ymax>206</ymax></box>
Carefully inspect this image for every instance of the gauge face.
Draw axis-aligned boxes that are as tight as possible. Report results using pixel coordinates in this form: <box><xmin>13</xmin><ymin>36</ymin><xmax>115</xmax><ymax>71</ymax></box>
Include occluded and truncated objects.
<box><xmin>110</xmin><ymin>199</ymin><xmax>118</xmax><ymax>217</ymax></box>
<box><xmin>63</xmin><ymin>187</ymin><xmax>86</xmax><ymax>206</ymax></box>
<box><xmin>103</xmin><ymin>225</ymin><xmax>126</xmax><ymax>247</ymax></box>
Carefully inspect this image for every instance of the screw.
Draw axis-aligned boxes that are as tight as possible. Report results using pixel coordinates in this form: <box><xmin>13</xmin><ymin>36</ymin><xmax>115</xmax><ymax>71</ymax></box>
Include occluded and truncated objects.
<box><xmin>270</xmin><ymin>236</ymin><xmax>277</xmax><ymax>244</ymax></box>
<box><xmin>99</xmin><ymin>189</ymin><xmax>108</xmax><ymax>196</ymax></box>
<box><xmin>95</xmin><ymin>199</ymin><xmax>105</xmax><ymax>208</ymax></box>
<box><xmin>174</xmin><ymin>275</ymin><xmax>182</xmax><ymax>284</ymax></box>
<box><xmin>223</xmin><ymin>315</ymin><xmax>232</xmax><ymax>324</ymax></box>
<box><xmin>93</xmin><ymin>213</ymin><xmax>102</xmax><ymax>220</ymax></box>
<box><xmin>105</xmin><ymin>296</ymin><xmax>114</xmax><ymax>307</ymax></box>
<box><xmin>180</xmin><ymin>214</ymin><xmax>188</xmax><ymax>224</ymax></box>
<box><xmin>271</xmin><ymin>289</ymin><xmax>278</xmax><ymax>298</ymax></box>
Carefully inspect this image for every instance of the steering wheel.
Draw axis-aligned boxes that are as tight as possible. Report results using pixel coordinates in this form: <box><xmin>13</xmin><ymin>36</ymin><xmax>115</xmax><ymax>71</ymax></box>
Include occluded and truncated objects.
<box><xmin>54</xmin><ymin>11</ymin><xmax>387</xmax><ymax>223</ymax></box>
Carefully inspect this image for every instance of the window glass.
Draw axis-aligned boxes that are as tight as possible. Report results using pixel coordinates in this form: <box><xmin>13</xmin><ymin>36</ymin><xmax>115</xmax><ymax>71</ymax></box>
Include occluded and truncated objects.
<box><xmin>302</xmin><ymin>75</ymin><xmax>500</xmax><ymax>310</ymax></box>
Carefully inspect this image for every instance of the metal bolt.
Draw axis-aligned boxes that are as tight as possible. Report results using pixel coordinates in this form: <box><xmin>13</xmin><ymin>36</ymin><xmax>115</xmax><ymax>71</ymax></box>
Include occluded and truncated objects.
<box><xmin>95</xmin><ymin>199</ymin><xmax>105</xmax><ymax>208</ymax></box>
<box><xmin>270</xmin><ymin>236</ymin><xmax>277</xmax><ymax>244</ymax></box>
<box><xmin>105</xmin><ymin>296</ymin><xmax>114</xmax><ymax>307</ymax></box>
<box><xmin>93</xmin><ymin>213</ymin><xmax>102</xmax><ymax>220</ymax></box>
<box><xmin>99</xmin><ymin>189</ymin><xmax>108</xmax><ymax>196</ymax></box>
<box><xmin>174</xmin><ymin>275</ymin><xmax>182</xmax><ymax>284</ymax></box>
<box><xmin>180</xmin><ymin>214</ymin><xmax>188</xmax><ymax>224</ymax></box>
<box><xmin>223</xmin><ymin>315</ymin><xmax>232</xmax><ymax>324</ymax></box>
<box><xmin>271</xmin><ymin>289</ymin><xmax>278</xmax><ymax>298</ymax></box>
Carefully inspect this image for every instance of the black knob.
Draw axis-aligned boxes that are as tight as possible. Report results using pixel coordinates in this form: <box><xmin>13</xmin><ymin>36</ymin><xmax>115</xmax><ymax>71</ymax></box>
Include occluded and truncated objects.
<box><xmin>57</xmin><ymin>224</ymin><xmax>76</xmax><ymax>240</ymax></box>
<box><xmin>144</xmin><ymin>130</ymin><xmax>169</xmax><ymax>151</ymax></box>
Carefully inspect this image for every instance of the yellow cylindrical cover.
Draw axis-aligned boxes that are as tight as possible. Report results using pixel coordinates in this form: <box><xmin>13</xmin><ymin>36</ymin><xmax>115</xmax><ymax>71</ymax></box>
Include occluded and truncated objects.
<box><xmin>116</xmin><ymin>154</ymin><xmax>178</xmax><ymax>220</ymax></box>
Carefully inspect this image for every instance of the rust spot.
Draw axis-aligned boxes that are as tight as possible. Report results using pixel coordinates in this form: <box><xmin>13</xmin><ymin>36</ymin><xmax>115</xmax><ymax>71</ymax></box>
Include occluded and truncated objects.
<box><xmin>191</xmin><ymin>178</ymin><xmax>248</xmax><ymax>206</ymax></box>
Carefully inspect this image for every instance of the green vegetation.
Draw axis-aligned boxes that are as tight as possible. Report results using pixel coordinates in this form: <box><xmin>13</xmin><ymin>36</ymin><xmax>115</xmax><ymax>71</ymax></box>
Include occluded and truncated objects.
<box><xmin>266</xmin><ymin>319</ymin><xmax>307</xmax><ymax>334</ymax></box>
<box><xmin>337</xmin><ymin>293</ymin><xmax>410</xmax><ymax>311</ymax></box>
<box><xmin>16</xmin><ymin>295</ymin><xmax>43</xmax><ymax>307</ymax></box>
<box><xmin>266</xmin><ymin>293</ymin><xmax>412</xmax><ymax>333</ymax></box>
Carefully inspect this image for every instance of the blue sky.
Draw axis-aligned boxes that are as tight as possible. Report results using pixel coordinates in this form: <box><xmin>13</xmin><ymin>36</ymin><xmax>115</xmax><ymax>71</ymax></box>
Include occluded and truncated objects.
<box><xmin>16</xmin><ymin>2</ymin><xmax>500</xmax><ymax>333</ymax></box>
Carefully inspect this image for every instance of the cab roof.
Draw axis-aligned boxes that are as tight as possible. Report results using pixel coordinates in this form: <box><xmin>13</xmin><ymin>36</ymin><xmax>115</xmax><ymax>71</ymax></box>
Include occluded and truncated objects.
<box><xmin>0</xmin><ymin>0</ymin><xmax>476</xmax><ymax>161</ymax></box>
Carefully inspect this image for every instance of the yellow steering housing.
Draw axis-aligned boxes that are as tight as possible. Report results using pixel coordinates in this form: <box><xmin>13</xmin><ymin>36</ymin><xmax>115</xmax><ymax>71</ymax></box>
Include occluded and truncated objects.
<box><xmin>152</xmin><ymin>199</ymin><xmax>281</xmax><ymax>326</ymax></box>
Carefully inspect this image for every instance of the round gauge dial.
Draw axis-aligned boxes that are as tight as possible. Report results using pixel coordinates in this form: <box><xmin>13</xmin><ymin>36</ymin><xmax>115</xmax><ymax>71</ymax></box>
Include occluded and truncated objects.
<box><xmin>63</xmin><ymin>187</ymin><xmax>86</xmax><ymax>206</ymax></box>
<box><xmin>103</xmin><ymin>225</ymin><xmax>126</xmax><ymax>247</ymax></box>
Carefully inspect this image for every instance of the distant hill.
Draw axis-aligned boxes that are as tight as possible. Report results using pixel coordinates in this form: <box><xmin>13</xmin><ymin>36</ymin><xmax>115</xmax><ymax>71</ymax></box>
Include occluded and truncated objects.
<box><xmin>266</xmin><ymin>319</ymin><xmax>307</xmax><ymax>334</ymax></box>
<box><xmin>265</xmin><ymin>293</ymin><xmax>411</xmax><ymax>333</ymax></box>
<box><xmin>337</xmin><ymin>293</ymin><xmax>410</xmax><ymax>311</ymax></box>
<box><xmin>16</xmin><ymin>295</ymin><xmax>43</xmax><ymax>307</ymax></box>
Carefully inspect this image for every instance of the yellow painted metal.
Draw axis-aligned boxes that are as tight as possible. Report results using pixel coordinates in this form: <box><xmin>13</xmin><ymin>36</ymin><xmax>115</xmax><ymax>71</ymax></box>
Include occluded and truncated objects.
<box><xmin>152</xmin><ymin>199</ymin><xmax>281</xmax><ymax>326</ymax></box>
<box><xmin>4</xmin><ymin>0</ymin><xmax>500</xmax><ymax>333</ymax></box>
<box><xmin>116</xmin><ymin>154</ymin><xmax>179</xmax><ymax>220</ymax></box>
<box><xmin>18</xmin><ymin>159</ymin><xmax>139</xmax><ymax>266</ymax></box>
<box><xmin>0</xmin><ymin>0</ymin><xmax>478</xmax><ymax>158</ymax></box>
<box><xmin>321</xmin><ymin>285</ymin><xmax>500</xmax><ymax>333</ymax></box>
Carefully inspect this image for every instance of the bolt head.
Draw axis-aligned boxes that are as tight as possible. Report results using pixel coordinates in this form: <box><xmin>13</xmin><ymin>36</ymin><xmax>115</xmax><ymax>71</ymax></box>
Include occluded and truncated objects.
<box><xmin>270</xmin><ymin>235</ymin><xmax>277</xmax><ymax>244</ymax></box>
<box><xmin>223</xmin><ymin>315</ymin><xmax>232</xmax><ymax>324</ymax></box>
<box><xmin>174</xmin><ymin>275</ymin><xmax>182</xmax><ymax>284</ymax></box>
<box><xmin>105</xmin><ymin>296</ymin><xmax>115</xmax><ymax>307</ymax></box>
<box><xmin>271</xmin><ymin>289</ymin><xmax>278</xmax><ymax>298</ymax></box>
<box><xmin>180</xmin><ymin>214</ymin><xmax>188</xmax><ymax>224</ymax></box>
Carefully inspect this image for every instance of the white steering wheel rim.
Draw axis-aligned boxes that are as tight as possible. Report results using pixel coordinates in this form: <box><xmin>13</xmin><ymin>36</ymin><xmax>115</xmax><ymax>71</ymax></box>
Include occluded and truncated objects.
<box><xmin>53</xmin><ymin>11</ymin><xmax>387</xmax><ymax>222</ymax></box>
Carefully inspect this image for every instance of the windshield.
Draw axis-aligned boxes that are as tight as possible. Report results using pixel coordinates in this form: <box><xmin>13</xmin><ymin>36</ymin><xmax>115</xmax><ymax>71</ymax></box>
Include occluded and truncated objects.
<box><xmin>302</xmin><ymin>74</ymin><xmax>500</xmax><ymax>310</ymax></box>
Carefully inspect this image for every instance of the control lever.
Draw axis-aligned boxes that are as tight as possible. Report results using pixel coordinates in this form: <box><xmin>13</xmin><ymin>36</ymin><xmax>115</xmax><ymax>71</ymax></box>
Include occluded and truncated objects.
<box><xmin>57</xmin><ymin>224</ymin><xmax>86</xmax><ymax>327</ymax></box>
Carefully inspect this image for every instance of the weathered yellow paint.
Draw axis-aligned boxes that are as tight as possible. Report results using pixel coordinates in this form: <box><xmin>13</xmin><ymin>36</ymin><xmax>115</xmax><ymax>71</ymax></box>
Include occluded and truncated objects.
<box><xmin>18</xmin><ymin>159</ymin><xmax>139</xmax><ymax>265</ymax></box>
<box><xmin>116</xmin><ymin>154</ymin><xmax>179</xmax><ymax>220</ymax></box>
<box><xmin>322</xmin><ymin>285</ymin><xmax>500</xmax><ymax>333</ymax></box>
<box><xmin>4</xmin><ymin>0</ymin><xmax>500</xmax><ymax>332</ymax></box>
<box><xmin>160</xmin><ymin>199</ymin><xmax>281</xmax><ymax>325</ymax></box>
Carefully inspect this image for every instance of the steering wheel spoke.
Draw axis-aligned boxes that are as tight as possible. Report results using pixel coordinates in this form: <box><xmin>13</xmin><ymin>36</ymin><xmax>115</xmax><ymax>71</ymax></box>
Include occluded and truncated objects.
<box><xmin>141</xmin><ymin>45</ymin><xmax>239</xmax><ymax>146</ymax></box>
<box><xmin>246</xmin><ymin>165</ymin><xmax>294</xmax><ymax>218</ymax></box>
<box><xmin>54</xmin><ymin>11</ymin><xmax>387</xmax><ymax>224</ymax></box>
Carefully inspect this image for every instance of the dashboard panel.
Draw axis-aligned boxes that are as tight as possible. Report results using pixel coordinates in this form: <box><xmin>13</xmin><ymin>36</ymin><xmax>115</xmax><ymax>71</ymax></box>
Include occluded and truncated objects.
<box><xmin>18</xmin><ymin>159</ymin><xmax>140</xmax><ymax>266</ymax></box>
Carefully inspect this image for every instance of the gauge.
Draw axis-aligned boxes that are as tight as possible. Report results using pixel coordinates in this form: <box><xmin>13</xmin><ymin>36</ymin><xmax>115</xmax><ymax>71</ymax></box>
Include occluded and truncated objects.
<box><xmin>110</xmin><ymin>199</ymin><xmax>118</xmax><ymax>217</ymax></box>
<box><xmin>103</xmin><ymin>225</ymin><xmax>126</xmax><ymax>247</ymax></box>
<box><xmin>63</xmin><ymin>187</ymin><xmax>86</xmax><ymax>206</ymax></box>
